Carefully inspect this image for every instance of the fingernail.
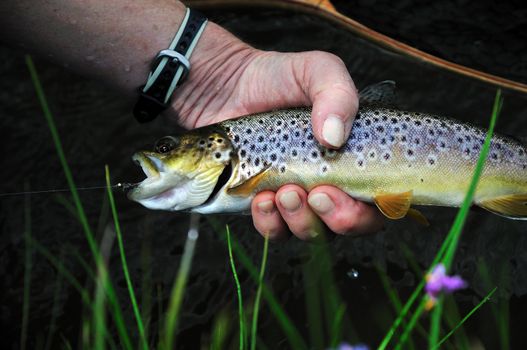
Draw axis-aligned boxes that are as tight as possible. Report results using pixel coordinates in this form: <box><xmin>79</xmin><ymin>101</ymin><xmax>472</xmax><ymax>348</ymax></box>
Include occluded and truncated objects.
<box><xmin>322</xmin><ymin>114</ymin><xmax>345</xmax><ymax>147</ymax></box>
<box><xmin>308</xmin><ymin>193</ymin><xmax>334</xmax><ymax>214</ymax></box>
<box><xmin>257</xmin><ymin>200</ymin><xmax>274</xmax><ymax>214</ymax></box>
<box><xmin>278</xmin><ymin>191</ymin><xmax>301</xmax><ymax>212</ymax></box>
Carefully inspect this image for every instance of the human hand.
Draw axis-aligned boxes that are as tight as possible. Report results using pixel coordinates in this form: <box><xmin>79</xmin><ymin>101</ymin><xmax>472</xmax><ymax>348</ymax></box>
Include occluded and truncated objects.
<box><xmin>171</xmin><ymin>23</ymin><xmax>384</xmax><ymax>240</ymax></box>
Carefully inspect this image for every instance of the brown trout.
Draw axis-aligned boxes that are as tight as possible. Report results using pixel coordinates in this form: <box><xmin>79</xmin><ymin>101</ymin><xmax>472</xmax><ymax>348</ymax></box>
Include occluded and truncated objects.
<box><xmin>128</xmin><ymin>82</ymin><xmax>527</xmax><ymax>221</ymax></box>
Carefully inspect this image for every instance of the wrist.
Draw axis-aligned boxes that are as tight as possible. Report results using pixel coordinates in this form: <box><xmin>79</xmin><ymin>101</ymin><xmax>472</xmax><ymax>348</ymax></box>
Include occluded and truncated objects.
<box><xmin>167</xmin><ymin>22</ymin><xmax>259</xmax><ymax>128</ymax></box>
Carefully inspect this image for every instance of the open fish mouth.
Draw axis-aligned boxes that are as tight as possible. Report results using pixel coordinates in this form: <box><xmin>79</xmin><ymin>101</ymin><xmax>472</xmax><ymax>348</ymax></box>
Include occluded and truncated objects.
<box><xmin>127</xmin><ymin>152</ymin><xmax>175</xmax><ymax>202</ymax></box>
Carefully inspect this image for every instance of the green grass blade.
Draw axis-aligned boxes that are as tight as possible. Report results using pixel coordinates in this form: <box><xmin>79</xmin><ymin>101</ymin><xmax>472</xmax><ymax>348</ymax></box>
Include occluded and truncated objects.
<box><xmin>428</xmin><ymin>295</ymin><xmax>444</xmax><ymax>349</ymax></box>
<box><xmin>375</xmin><ymin>264</ymin><xmax>419</xmax><ymax>349</ymax></box>
<box><xmin>393</xmin><ymin>298</ymin><xmax>427</xmax><ymax>350</ymax></box>
<box><xmin>206</xmin><ymin>216</ymin><xmax>307</xmax><ymax>350</ymax></box>
<box><xmin>379</xmin><ymin>89</ymin><xmax>503</xmax><ymax>350</ymax></box>
<box><xmin>21</xmin><ymin>189</ymin><xmax>32</xmax><ymax>350</ymax></box>
<box><xmin>44</xmin><ymin>250</ymin><xmax>65</xmax><ymax>350</ymax></box>
<box><xmin>441</xmin><ymin>91</ymin><xmax>502</xmax><ymax>269</ymax></box>
<box><xmin>105</xmin><ymin>165</ymin><xmax>147</xmax><ymax>350</ymax></box>
<box><xmin>211</xmin><ymin>309</ymin><xmax>231</xmax><ymax>350</ymax></box>
<box><xmin>251</xmin><ymin>234</ymin><xmax>269</xmax><ymax>350</ymax></box>
<box><xmin>428</xmin><ymin>89</ymin><xmax>502</xmax><ymax>349</ymax></box>
<box><xmin>303</xmin><ymin>258</ymin><xmax>324</xmax><ymax>349</ymax></box>
<box><xmin>93</xmin><ymin>260</ymin><xmax>108</xmax><ymax>350</ymax></box>
<box><xmin>26</xmin><ymin>55</ymin><xmax>133</xmax><ymax>350</ymax></box>
<box><xmin>226</xmin><ymin>225</ymin><xmax>246</xmax><ymax>350</ymax></box>
<box><xmin>232</xmin><ymin>240</ymin><xmax>307</xmax><ymax>350</ymax></box>
<box><xmin>434</xmin><ymin>287</ymin><xmax>497</xmax><ymax>349</ymax></box>
<box><xmin>25</xmin><ymin>55</ymin><xmax>99</xmax><ymax>263</ymax></box>
<box><xmin>329</xmin><ymin>303</ymin><xmax>346</xmax><ymax>348</ymax></box>
<box><xmin>207</xmin><ymin>217</ymin><xmax>307</xmax><ymax>349</ymax></box>
<box><xmin>162</xmin><ymin>213</ymin><xmax>200</xmax><ymax>349</ymax></box>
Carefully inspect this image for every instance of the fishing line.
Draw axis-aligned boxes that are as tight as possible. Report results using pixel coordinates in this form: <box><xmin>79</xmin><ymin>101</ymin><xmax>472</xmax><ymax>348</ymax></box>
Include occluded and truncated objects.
<box><xmin>0</xmin><ymin>183</ymin><xmax>138</xmax><ymax>197</ymax></box>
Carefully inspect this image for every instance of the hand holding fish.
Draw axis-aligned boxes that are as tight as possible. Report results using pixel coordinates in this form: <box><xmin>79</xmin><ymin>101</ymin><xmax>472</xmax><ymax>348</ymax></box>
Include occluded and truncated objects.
<box><xmin>170</xmin><ymin>36</ymin><xmax>384</xmax><ymax>239</ymax></box>
<box><xmin>1</xmin><ymin>0</ymin><xmax>384</xmax><ymax>239</ymax></box>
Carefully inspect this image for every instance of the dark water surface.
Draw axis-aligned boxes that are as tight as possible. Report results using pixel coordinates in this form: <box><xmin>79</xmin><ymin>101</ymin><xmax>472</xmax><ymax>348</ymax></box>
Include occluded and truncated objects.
<box><xmin>1</xmin><ymin>5</ymin><xmax>526</xmax><ymax>349</ymax></box>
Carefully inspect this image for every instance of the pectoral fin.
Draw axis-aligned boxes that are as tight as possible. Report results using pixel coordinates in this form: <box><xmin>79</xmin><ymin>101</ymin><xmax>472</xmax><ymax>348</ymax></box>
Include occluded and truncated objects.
<box><xmin>374</xmin><ymin>191</ymin><xmax>413</xmax><ymax>219</ymax></box>
<box><xmin>478</xmin><ymin>194</ymin><xmax>527</xmax><ymax>220</ymax></box>
<box><xmin>227</xmin><ymin>168</ymin><xmax>270</xmax><ymax>196</ymax></box>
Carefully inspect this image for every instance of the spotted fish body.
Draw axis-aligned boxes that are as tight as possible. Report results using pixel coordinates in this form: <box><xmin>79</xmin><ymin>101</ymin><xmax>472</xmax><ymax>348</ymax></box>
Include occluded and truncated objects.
<box><xmin>128</xmin><ymin>83</ymin><xmax>527</xmax><ymax>220</ymax></box>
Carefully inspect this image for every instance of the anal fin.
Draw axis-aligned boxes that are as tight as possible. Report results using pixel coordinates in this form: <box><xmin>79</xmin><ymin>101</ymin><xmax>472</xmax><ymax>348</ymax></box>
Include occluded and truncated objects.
<box><xmin>478</xmin><ymin>194</ymin><xmax>527</xmax><ymax>220</ymax></box>
<box><xmin>374</xmin><ymin>191</ymin><xmax>412</xmax><ymax>220</ymax></box>
<box><xmin>407</xmin><ymin>208</ymin><xmax>430</xmax><ymax>226</ymax></box>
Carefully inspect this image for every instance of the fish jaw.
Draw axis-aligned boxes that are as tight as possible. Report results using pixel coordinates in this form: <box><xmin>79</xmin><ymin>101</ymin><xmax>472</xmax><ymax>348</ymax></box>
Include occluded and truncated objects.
<box><xmin>128</xmin><ymin>151</ymin><xmax>222</xmax><ymax>211</ymax></box>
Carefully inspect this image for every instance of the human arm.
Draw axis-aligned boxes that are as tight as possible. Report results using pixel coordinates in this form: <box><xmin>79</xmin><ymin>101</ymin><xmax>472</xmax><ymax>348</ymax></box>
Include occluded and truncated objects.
<box><xmin>0</xmin><ymin>0</ymin><xmax>383</xmax><ymax>239</ymax></box>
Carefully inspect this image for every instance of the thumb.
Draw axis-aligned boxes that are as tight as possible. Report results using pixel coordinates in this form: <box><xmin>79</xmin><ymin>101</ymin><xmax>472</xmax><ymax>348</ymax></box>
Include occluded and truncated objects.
<box><xmin>299</xmin><ymin>51</ymin><xmax>359</xmax><ymax>148</ymax></box>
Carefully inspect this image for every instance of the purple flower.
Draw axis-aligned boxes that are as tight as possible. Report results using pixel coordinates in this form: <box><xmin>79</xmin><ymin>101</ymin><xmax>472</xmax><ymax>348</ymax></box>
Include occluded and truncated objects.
<box><xmin>328</xmin><ymin>343</ymin><xmax>369</xmax><ymax>350</ymax></box>
<box><xmin>425</xmin><ymin>264</ymin><xmax>467</xmax><ymax>309</ymax></box>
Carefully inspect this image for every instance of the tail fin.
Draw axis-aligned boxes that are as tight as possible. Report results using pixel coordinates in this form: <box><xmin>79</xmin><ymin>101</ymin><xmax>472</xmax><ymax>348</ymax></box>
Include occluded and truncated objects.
<box><xmin>478</xmin><ymin>194</ymin><xmax>527</xmax><ymax>220</ymax></box>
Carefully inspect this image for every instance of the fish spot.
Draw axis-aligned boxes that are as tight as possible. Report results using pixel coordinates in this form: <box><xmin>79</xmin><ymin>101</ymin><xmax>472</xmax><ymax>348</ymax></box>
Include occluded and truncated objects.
<box><xmin>215</xmin><ymin>152</ymin><xmax>221</xmax><ymax>159</ymax></box>
<box><xmin>257</xmin><ymin>135</ymin><xmax>264</xmax><ymax>143</ymax></box>
<box><xmin>437</xmin><ymin>138</ymin><xmax>448</xmax><ymax>152</ymax></box>
<box><xmin>365</xmin><ymin>118</ymin><xmax>372</xmax><ymax>126</ymax></box>
<box><xmin>250</xmin><ymin>144</ymin><xmax>256</xmax><ymax>151</ymax></box>
<box><xmin>240</xmin><ymin>149</ymin><xmax>246</xmax><ymax>158</ymax></box>
<box><xmin>291</xmin><ymin>148</ymin><xmax>299</xmax><ymax>159</ymax></box>
<box><xmin>234</xmin><ymin>135</ymin><xmax>240</xmax><ymax>143</ymax></box>
<box><xmin>427</xmin><ymin>128</ymin><xmax>436</xmax><ymax>138</ymax></box>
<box><xmin>381</xmin><ymin>150</ymin><xmax>392</xmax><ymax>163</ymax></box>
<box><xmin>414</xmin><ymin>120</ymin><xmax>422</xmax><ymax>127</ymax></box>
<box><xmin>279</xmin><ymin>164</ymin><xmax>287</xmax><ymax>173</ymax></box>
<box><xmin>254</xmin><ymin>158</ymin><xmax>260</xmax><ymax>166</ymax></box>
<box><xmin>413</xmin><ymin>137</ymin><xmax>422</xmax><ymax>146</ymax></box>
<box><xmin>400</xmin><ymin>135</ymin><xmax>408</xmax><ymax>145</ymax></box>
<box><xmin>405</xmin><ymin>148</ymin><xmax>416</xmax><ymax>161</ymax></box>
<box><xmin>269</xmin><ymin>153</ymin><xmax>277</xmax><ymax>162</ymax></box>
<box><xmin>246</xmin><ymin>128</ymin><xmax>252</xmax><ymax>134</ymax></box>
<box><xmin>391</xmin><ymin>118</ymin><xmax>398</xmax><ymax>124</ymax></box>
<box><xmin>427</xmin><ymin>154</ymin><xmax>438</xmax><ymax>168</ymax></box>
<box><xmin>368</xmin><ymin>148</ymin><xmax>377</xmax><ymax>161</ymax></box>
<box><xmin>354</xmin><ymin>144</ymin><xmax>364</xmax><ymax>155</ymax></box>
<box><xmin>355</xmin><ymin>156</ymin><xmax>366</xmax><ymax>170</ymax></box>
<box><xmin>310</xmin><ymin>150</ymin><xmax>319</xmax><ymax>162</ymax></box>
<box><xmin>462</xmin><ymin>146</ymin><xmax>472</xmax><ymax>160</ymax></box>
<box><xmin>294</xmin><ymin>131</ymin><xmax>301</xmax><ymax>138</ymax></box>
<box><xmin>490</xmin><ymin>151</ymin><xmax>500</xmax><ymax>162</ymax></box>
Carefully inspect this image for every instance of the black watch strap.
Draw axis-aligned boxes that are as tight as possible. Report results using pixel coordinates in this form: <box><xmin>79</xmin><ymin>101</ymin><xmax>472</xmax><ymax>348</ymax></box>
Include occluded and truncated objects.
<box><xmin>134</xmin><ymin>9</ymin><xmax>207</xmax><ymax>123</ymax></box>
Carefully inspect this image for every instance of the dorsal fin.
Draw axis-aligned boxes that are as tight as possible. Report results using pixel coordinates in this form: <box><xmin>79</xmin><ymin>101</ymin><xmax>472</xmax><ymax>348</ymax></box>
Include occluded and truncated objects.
<box><xmin>359</xmin><ymin>80</ymin><xmax>397</xmax><ymax>106</ymax></box>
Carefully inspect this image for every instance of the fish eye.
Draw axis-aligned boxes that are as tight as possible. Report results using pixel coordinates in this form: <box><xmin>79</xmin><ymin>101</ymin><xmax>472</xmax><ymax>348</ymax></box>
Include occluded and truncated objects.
<box><xmin>154</xmin><ymin>136</ymin><xmax>178</xmax><ymax>153</ymax></box>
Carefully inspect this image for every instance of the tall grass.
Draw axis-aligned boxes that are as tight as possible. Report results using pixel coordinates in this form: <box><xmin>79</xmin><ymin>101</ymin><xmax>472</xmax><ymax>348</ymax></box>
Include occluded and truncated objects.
<box><xmin>23</xmin><ymin>55</ymin><xmax>510</xmax><ymax>349</ymax></box>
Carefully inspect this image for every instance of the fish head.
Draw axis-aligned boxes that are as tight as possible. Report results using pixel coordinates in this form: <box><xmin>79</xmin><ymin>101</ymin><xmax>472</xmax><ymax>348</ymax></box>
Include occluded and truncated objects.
<box><xmin>128</xmin><ymin>128</ymin><xmax>235</xmax><ymax>211</ymax></box>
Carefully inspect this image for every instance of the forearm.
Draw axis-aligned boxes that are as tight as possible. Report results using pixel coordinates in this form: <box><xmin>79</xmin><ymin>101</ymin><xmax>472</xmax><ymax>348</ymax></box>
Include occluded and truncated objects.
<box><xmin>0</xmin><ymin>0</ymin><xmax>251</xmax><ymax>115</ymax></box>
